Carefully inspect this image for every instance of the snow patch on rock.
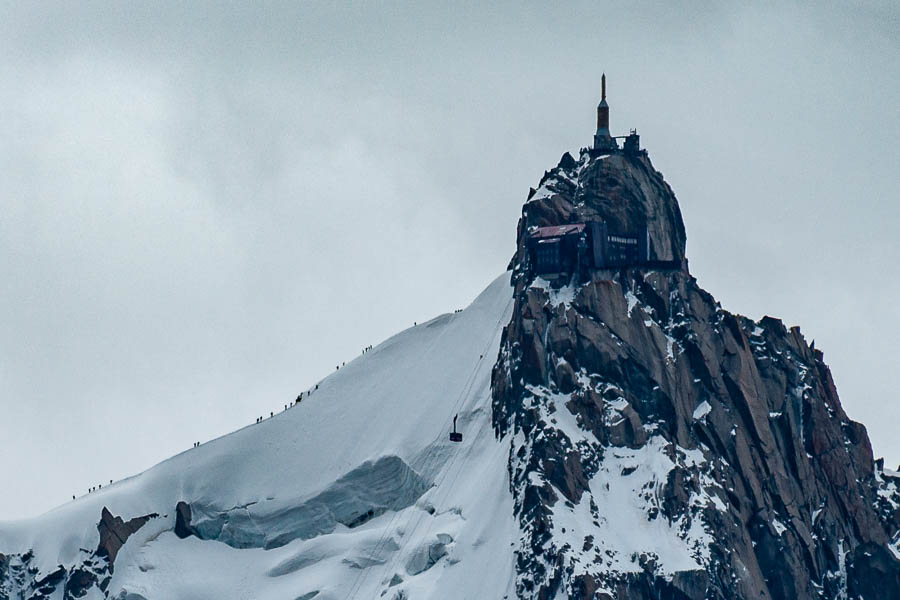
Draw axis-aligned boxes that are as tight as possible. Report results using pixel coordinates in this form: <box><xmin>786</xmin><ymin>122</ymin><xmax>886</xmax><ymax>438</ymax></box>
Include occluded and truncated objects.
<box><xmin>692</xmin><ymin>401</ymin><xmax>712</xmax><ymax>421</ymax></box>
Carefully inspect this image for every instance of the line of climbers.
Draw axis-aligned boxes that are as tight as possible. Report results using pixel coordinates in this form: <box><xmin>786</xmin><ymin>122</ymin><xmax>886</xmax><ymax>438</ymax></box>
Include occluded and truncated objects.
<box><xmin>70</xmin><ymin>324</ymin><xmax>472</xmax><ymax>503</ymax></box>
<box><xmin>80</xmin><ymin>479</ymin><xmax>114</xmax><ymax>499</ymax></box>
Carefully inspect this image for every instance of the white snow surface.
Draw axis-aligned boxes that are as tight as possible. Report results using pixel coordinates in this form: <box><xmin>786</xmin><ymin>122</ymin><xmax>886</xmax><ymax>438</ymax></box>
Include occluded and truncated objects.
<box><xmin>0</xmin><ymin>273</ymin><xmax>518</xmax><ymax>600</ymax></box>
<box><xmin>692</xmin><ymin>401</ymin><xmax>712</xmax><ymax>421</ymax></box>
<box><xmin>625</xmin><ymin>290</ymin><xmax>640</xmax><ymax>317</ymax></box>
<box><xmin>530</xmin><ymin>277</ymin><xmax>577</xmax><ymax>308</ymax></box>
<box><xmin>518</xmin><ymin>382</ymin><xmax>719</xmax><ymax>593</ymax></box>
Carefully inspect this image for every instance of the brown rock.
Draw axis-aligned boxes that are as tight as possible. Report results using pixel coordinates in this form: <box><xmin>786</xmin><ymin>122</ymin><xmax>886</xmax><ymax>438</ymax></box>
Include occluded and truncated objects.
<box><xmin>96</xmin><ymin>507</ymin><xmax>158</xmax><ymax>569</ymax></box>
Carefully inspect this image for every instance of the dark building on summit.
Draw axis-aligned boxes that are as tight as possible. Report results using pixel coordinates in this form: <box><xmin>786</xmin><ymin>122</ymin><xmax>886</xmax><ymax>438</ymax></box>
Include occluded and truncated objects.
<box><xmin>525</xmin><ymin>76</ymin><xmax>659</xmax><ymax>279</ymax></box>
<box><xmin>526</xmin><ymin>222</ymin><xmax>649</xmax><ymax>278</ymax></box>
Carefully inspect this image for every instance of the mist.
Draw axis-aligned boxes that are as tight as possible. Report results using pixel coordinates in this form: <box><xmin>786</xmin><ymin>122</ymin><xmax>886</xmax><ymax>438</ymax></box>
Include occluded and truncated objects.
<box><xmin>1</xmin><ymin>1</ymin><xmax>898</xmax><ymax>519</ymax></box>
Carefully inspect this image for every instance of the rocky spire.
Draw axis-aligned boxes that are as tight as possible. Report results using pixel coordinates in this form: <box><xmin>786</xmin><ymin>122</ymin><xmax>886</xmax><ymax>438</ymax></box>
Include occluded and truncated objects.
<box><xmin>494</xmin><ymin>145</ymin><xmax>900</xmax><ymax>599</ymax></box>
<box><xmin>519</xmin><ymin>149</ymin><xmax>687</xmax><ymax>278</ymax></box>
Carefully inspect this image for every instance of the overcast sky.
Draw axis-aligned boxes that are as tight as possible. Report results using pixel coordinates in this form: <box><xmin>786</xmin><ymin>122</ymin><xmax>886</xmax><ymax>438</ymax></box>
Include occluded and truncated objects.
<box><xmin>1</xmin><ymin>2</ymin><xmax>898</xmax><ymax>520</ymax></box>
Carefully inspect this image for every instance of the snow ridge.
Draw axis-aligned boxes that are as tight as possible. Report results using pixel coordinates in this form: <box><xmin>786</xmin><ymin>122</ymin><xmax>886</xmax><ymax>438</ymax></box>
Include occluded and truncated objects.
<box><xmin>0</xmin><ymin>274</ymin><xmax>518</xmax><ymax>600</ymax></box>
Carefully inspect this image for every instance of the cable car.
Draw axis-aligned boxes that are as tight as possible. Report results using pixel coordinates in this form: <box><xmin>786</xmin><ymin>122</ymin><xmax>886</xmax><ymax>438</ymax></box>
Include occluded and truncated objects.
<box><xmin>449</xmin><ymin>414</ymin><xmax>462</xmax><ymax>442</ymax></box>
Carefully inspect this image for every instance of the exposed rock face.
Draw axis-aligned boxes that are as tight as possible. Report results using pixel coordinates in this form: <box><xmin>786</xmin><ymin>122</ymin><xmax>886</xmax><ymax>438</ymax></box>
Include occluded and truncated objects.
<box><xmin>492</xmin><ymin>148</ymin><xmax>900</xmax><ymax>599</ymax></box>
<box><xmin>521</xmin><ymin>152</ymin><xmax>687</xmax><ymax>266</ymax></box>
<box><xmin>0</xmin><ymin>508</ymin><xmax>157</xmax><ymax>600</ymax></box>
<box><xmin>174</xmin><ymin>500</ymin><xmax>199</xmax><ymax>539</ymax></box>
<box><xmin>96</xmin><ymin>507</ymin><xmax>158</xmax><ymax>568</ymax></box>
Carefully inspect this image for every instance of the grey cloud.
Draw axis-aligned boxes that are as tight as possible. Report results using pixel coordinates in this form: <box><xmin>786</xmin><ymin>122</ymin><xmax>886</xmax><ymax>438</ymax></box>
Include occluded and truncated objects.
<box><xmin>1</xmin><ymin>1</ymin><xmax>898</xmax><ymax>518</ymax></box>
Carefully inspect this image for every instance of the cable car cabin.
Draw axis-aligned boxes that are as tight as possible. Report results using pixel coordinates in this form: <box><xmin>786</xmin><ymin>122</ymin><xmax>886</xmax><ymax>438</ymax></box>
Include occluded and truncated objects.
<box><xmin>450</xmin><ymin>415</ymin><xmax>463</xmax><ymax>442</ymax></box>
<box><xmin>525</xmin><ymin>221</ymin><xmax>649</xmax><ymax>278</ymax></box>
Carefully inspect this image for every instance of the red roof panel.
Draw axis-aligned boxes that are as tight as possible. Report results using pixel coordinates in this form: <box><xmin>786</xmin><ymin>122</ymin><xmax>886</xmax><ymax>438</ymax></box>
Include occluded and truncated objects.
<box><xmin>529</xmin><ymin>223</ymin><xmax>586</xmax><ymax>239</ymax></box>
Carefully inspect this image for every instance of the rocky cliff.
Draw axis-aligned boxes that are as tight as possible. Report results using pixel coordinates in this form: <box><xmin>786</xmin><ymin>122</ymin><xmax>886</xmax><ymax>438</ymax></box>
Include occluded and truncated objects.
<box><xmin>492</xmin><ymin>149</ymin><xmax>900</xmax><ymax>599</ymax></box>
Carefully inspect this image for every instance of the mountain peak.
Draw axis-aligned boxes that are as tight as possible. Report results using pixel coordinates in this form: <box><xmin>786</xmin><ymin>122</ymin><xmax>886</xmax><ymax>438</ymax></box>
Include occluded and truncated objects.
<box><xmin>491</xmin><ymin>118</ymin><xmax>900</xmax><ymax>598</ymax></box>
<box><xmin>2</xmin><ymin>102</ymin><xmax>899</xmax><ymax>600</ymax></box>
<box><xmin>517</xmin><ymin>149</ymin><xmax>688</xmax><ymax>283</ymax></box>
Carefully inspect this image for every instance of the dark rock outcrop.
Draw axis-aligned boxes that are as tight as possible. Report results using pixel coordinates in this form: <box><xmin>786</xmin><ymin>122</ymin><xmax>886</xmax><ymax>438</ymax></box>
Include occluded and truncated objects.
<box><xmin>96</xmin><ymin>507</ymin><xmax>158</xmax><ymax>568</ymax></box>
<box><xmin>64</xmin><ymin>566</ymin><xmax>102</xmax><ymax>598</ymax></box>
<box><xmin>492</xmin><ymin>147</ymin><xmax>900</xmax><ymax>599</ymax></box>
<box><xmin>174</xmin><ymin>501</ymin><xmax>199</xmax><ymax>539</ymax></box>
<box><xmin>0</xmin><ymin>509</ymin><xmax>157</xmax><ymax>600</ymax></box>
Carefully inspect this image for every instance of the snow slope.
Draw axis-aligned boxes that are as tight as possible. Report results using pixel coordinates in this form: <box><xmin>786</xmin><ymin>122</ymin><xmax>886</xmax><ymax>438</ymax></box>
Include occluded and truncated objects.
<box><xmin>0</xmin><ymin>272</ymin><xmax>516</xmax><ymax>600</ymax></box>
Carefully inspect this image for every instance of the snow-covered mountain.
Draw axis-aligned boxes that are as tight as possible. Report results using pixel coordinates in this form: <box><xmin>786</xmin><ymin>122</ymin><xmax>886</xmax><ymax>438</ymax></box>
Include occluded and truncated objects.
<box><xmin>1</xmin><ymin>273</ymin><xmax>518</xmax><ymax>599</ymax></box>
<box><xmin>3</xmin><ymin>141</ymin><xmax>900</xmax><ymax>600</ymax></box>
